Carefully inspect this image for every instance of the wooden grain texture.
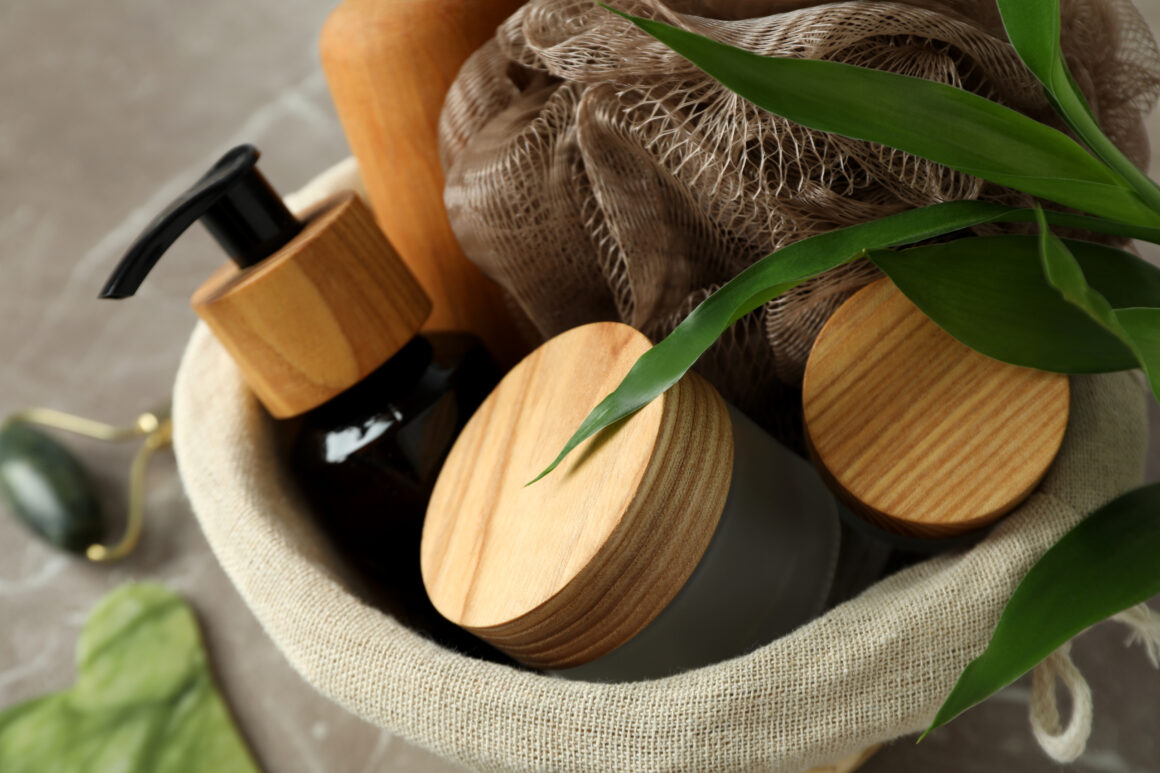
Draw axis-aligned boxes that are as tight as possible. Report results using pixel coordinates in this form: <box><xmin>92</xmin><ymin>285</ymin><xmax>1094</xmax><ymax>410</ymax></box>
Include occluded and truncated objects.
<box><xmin>803</xmin><ymin>278</ymin><xmax>1069</xmax><ymax>539</ymax></box>
<box><xmin>191</xmin><ymin>193</ymin><xmax>431</xmax><ymax>418</ymax></box>
<box><xmin>421</xmin><ymin>322</ymin><xmax>733</xmax><ymax>668</ymax></box>
<box><xmin>320</xmin><ymin>0</ymin><xmax>531</xmax><ymax>368</ymax></box>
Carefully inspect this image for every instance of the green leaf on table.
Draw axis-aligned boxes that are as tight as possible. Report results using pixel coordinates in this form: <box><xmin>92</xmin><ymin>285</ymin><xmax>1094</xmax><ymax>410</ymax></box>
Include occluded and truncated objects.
<box><xmin>0</xmin><ymin>583</ymin><xmax>260</xmax><ymax>773</ymax></box>
<box><xmin>1035</xmin><ymin>210</ymin><xmax>1160</xmax><ymax>402</ymax></box>
<box><xmin>994</xmin><ymin>0</ymin><xmax>1160</xmax><ymax>213</ymax></box>
<box><xmin>602</xmin><ymin>6</ymin><xmax>1160</xmax><ymax>227</ymax></box>
<box><xmin>924</xmin><ymin>482</ymin><xmax>1160</xmax><ymax>736</ymax></box>
<box><xmin>870</xmin><ymin>233</ymin><xmax>1160</xmax><ymax>374</ymax></box>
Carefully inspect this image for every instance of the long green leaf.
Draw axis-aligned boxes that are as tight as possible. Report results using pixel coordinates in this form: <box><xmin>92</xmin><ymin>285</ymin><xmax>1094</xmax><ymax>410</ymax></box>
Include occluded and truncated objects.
<box><xmin>532</xmin><ymin>200</ymin><xmax>996</xmax><ymax>480</ymax></box>
<box><xmin>532</xmin><ymin>201</ymin><xmax>1154</xmax><ymax>481</ymax></box>
<box><xmin>534</xmin><ymin>6</ymin><xmax>1160</xmax><ymax>480</ymax></box>
<box><xmin>1035</xmin><ymin>210</ymin><xmax>1160</xmax><ymax>401</ymax></box>
<box><xmin>870</xmin><ymin>234</ymin><xmax>1160</xmax><ymax>374</ymax></box>
<box><xmin>995</xmin><ymin>0</ymin><xmax>1160</xmax><ymax>212</ymax></box>
<box><xmin>924</xmin><ymin>482</ymin><xmax>1160</xmax><ymax>736</ymax></box>
<box><xmin>992</xmin><ymin>0</ymin><xmax>1060</xmax><ymax>83</ymax></box>
<box><xmin>604</xmin><ymin>7</ymin><xmax>1160</xmax><ymax>227</ymax></box>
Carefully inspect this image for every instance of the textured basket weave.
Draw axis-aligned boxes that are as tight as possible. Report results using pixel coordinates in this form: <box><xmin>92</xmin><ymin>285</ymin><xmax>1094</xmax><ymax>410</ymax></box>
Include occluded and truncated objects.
<box><xmin>173</xmin><ymin>329</ymin><xmax>1145</xmax><ymax>772</ymax></box>
<box><xmin>171</xmin><ymin>165</ymin><xmax>1150</xmax><ymax>773</ymax></box>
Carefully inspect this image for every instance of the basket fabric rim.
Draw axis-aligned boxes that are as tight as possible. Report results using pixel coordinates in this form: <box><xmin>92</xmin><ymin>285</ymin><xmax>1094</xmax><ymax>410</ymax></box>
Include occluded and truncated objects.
<box><xmin>173</xmin><ymin>319</ymin><xmax>1147</xmax><ymax>773</ymax></box>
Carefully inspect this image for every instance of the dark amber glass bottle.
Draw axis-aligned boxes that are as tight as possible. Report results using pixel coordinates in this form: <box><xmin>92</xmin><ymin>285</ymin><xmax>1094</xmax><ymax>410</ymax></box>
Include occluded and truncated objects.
<box><xmin>101</xmin><ymin>144</ymin><xmax>506</xmax><ymax>656</ymax></box>
<box><xmin>291</xmin><ymin>332</ymin><xmax>497</xmax><ymax>643</ymax></box>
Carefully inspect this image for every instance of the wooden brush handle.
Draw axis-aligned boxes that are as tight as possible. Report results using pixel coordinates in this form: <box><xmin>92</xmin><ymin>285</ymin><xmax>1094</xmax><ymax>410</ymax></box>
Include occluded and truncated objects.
<box><xmin>320</xmin><ymin>0</ymin><xmax>530</xmax><ymax>367</ymax></box>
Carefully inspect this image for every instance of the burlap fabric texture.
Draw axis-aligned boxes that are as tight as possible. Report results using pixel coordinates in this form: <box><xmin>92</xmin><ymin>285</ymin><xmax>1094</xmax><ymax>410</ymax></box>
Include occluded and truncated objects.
<box><xmin>441</xmin><ymin>0</ymin><xmax>1160</xmax><ymax>444</ymax></box>
<box><xmin>172</xmin><ymin>162</ymin><xmax>1153</xmax><ymax>771</ymax></box>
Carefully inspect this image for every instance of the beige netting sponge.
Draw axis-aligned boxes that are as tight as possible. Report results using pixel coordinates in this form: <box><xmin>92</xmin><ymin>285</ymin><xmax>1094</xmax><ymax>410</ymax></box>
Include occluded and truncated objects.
<box><xmin>441</xmin><ymin>0</ymin><xmax>1160</xmax><ymax>440</ymax></box>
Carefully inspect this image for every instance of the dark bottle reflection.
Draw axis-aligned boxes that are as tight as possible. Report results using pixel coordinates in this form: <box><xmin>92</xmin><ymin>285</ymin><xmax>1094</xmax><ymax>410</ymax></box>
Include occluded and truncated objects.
<box><xmin>291</xmin><ymin>332</ymin><xmax>504</xmax><ymax>659</ymax></box>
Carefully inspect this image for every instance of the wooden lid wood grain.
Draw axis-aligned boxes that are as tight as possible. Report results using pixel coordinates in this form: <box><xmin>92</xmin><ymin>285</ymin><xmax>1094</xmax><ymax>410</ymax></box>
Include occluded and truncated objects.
<box><xmin>421</xmin><ymin>322</ymin><xmax>734</xmax><ymax>669</ymax></box>
<box><xmin>803</xmin><ymin>278</ymin><xmax>1070</xmax><ymax>539</ymax></box>
<box><xmin>190</xmin><ymin>192</ymin><xmax>431</xmax><ymax>418</ymax></box>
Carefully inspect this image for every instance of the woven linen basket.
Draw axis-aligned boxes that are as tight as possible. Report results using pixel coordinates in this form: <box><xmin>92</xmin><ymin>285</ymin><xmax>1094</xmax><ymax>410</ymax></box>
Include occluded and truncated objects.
<box><xmin>171</xmin><ymin>162</ymin><xmax>1152</xmax><ymax>773</ymax></box>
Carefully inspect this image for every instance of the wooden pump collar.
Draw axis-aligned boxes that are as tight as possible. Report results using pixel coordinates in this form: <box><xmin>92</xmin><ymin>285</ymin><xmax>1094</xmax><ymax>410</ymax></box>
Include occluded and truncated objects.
<box><xmin>421</xmin><ymin>322</ymin><xmax>734</xmax><ymax>669</ymax></box>
<box><xmin>191</xmin><ymin>193</ymin><xmax>432</xmax><ymax>418</ymax></box>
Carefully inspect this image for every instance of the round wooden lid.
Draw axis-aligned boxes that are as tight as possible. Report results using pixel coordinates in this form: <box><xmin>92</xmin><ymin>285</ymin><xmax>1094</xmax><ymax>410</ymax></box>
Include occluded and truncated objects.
<box><xmin>421</xmin><ymin>322</ymin><xmax>734</xmax><ymax>669</ymax></box>
<box><xmin>803</xmin><ymin>278</ymin><xmax>1070</xmax><ymax>539</ymax></box>
<box><xmin>191</xmin><ymin>193</ymin><xmax>431</xmax><ymax>418</ymax></box>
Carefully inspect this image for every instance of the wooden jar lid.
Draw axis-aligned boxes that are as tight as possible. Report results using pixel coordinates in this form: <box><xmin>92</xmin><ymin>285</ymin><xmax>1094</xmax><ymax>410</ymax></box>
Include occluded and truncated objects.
<box><xmin>190</xmin><ymin>192</ymin><xmax>431</xmax><ymax>418</ymax></box>
<box><xmin>803</xmin><ymin>278</ymin><xmax>1070</xmax><ymax>539</ymax></box>
<box><xmin>421</xmin><ymin>322</ymin><xmax>734</xmax><ymax>669</ymax></box>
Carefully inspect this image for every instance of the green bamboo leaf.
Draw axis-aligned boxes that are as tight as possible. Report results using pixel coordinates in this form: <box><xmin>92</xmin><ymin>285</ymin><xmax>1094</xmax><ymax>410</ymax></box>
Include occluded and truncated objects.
<box><xmin>0</xmin><ymin>584</ymin><xmax>260</xmax><ymax>773</ymax></box>
<box><xmin>870</xmin><ymin>234</ymin><xmax>1160</xmax><ymax>374</ymax></box>
<box><xmin>603</xmin><ymin>6</ymin><xmax>1160</xmax><ymax>227</ymax></box>
<box><xmin>1035</xmin><ymin>210</ymin><xmax>1160</xmax><ymax>402</ymax></box>
<box><xmin>534</xmin><ymin>200</ymin><xmax>1155</xmax><ymax>481</ymax></box>
<box><xmin>531</xmin><ymin>200</ymin><xmax>1001</xmax><ymax>480</ymax></box>
<box><xmin>1027</xmin><ymin>211</ymin><xmax>1160</xmax><ymax>244</ymax></box>
<box><xmin>924</xmin><ymin>482</ymin><xmax>1160</xmax><ymax>736</ymax></box>
<box><xmin>995</xmin><ymin>0</ymin><xmax>1160</xmax><ymax>212</ymax></box>
<box><xmin>536</xmin><ymin>202</ymin><xmax>1160</xmax><ymax>481</ymax></box>
<box><xmin>992</xmin><ymin>0</ymin><xmax>1060</xmax><ymax>82</ymax></box>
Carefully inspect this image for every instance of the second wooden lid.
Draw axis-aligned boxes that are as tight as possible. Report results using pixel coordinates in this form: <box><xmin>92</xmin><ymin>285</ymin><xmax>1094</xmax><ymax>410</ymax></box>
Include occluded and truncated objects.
<box><xmin>803</xmin><ymin>278</ymin><xmax>1070</xmax><ymax>539</ymax></box>
<box><xmin>421</xmin><ymin>322</ymin><xmax>734</xmax><ymax>669</ymax></box>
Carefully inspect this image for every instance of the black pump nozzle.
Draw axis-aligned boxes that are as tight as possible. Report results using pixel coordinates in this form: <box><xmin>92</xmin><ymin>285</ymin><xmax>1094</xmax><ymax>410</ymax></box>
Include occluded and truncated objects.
<box><xmin>99</xmin><ymin>145</ymin><xmax>302</xmax><ymax>299</ymax></box>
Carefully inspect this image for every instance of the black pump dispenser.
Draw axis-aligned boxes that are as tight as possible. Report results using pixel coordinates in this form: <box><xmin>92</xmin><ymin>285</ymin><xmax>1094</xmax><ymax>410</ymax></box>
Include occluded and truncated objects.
<box><xmin>100</xmin><ymin>145</ymin><xmax>301</xmax><ymax>299</ymax></box>
<box><xmin>98</xmin><ymin>142</ymin><xmax>504</xmax><ymax>657</ymax></box>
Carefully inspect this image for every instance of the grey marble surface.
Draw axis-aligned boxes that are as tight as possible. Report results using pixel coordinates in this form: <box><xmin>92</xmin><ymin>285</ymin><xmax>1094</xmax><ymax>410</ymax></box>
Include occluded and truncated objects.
<box><xmin>1</xmin><ymin>2</ymin><xmax>1159</xmax><ymax>772</ymax></box>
